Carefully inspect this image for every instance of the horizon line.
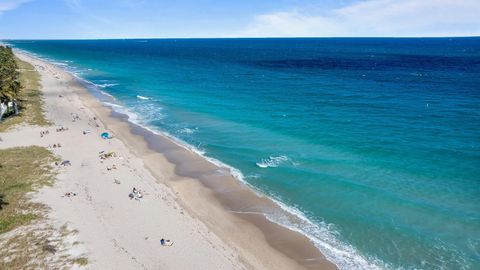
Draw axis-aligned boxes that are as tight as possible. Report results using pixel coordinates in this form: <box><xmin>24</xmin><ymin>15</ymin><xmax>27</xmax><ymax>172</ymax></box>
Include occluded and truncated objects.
<box><xmin>2</xmin><ymin>36</ymin><xmax>480</xmax><ymax>41</ymax></box>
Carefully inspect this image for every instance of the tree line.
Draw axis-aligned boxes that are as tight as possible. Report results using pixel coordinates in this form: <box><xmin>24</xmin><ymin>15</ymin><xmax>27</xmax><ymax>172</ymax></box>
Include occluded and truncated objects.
<box><xmin>0</xmin><ymin>46</ymin><xmax>21</xmax><ymax>120</ymax></box>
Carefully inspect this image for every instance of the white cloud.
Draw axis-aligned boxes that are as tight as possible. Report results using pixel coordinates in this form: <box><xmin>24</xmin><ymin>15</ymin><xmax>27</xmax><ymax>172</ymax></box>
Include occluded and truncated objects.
<box><xmin>238</xmin><ymin>0</ymin><xmax>480</xmax><ymax>37</ymax></box>
<box><xmin>0</xmin><ymin>0</ymin><xmax>32</xmax><ymax>14</ymax></box>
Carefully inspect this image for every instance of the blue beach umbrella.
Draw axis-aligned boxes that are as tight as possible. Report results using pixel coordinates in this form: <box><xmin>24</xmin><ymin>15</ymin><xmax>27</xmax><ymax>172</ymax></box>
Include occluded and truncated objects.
<box><xmin>101</xmin><ymin>132</ymin><xmax>111</xmax><ymax>139</ymax></box>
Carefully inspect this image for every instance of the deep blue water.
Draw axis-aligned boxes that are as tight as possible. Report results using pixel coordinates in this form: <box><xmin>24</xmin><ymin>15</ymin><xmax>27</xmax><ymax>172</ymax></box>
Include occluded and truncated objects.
<box><xmin>7</xmin><ymin>38</ymin><xmax>480</xmax><ymax>269</ymax></box>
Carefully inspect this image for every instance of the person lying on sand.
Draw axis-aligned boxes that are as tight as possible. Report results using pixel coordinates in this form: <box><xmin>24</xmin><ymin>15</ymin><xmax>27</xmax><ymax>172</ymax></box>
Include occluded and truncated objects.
<box><xmin>62</xmin><ymin>192</ymin><xmax>77</xmax><ymax>198</ymax></box>
<box><xmin>99</xmin><ymin>152</ymin><xmax>116</xmax><ymax>159</ymax></box>
<box><xmin>60</xmin><ymin>160</ymin><xmax>71</xmax><ymax>166</ymax></box>
<box><xmin>40</xmin><ymin>130</ymin><xmax>49</xmax><ymax>137</ymax></box>
<box><xmin>56</xmin><ymin>126</ymin><xmax>69</xmax><ymax>132</ymax></box>
<box><xmin>71</xmin><ymin>113</ymin><xmax>80</xmax><ymax>122</ymax></box>
<box><xmin>55</xmin><ymin>160</ymin><xmax>71</xmax><ymax>166</ymax></box>
<box><xmin>52</xmin><ymin>143</ymin><xmax>62</xmax><ymax>148</ymax></box>
<box><xmin>160</xmin><ymin>238</ymin><xmax>173</xmax><ymax>246</ymax></box>
<box><xmin>132</xmin><ymin>187</ymin><xmax>143</xmax><ymax>198</ymax></box>
<box><xmin>107</xmin><ymin>164</ymin><xmax>117</xmax><ymax>170</ymax></box>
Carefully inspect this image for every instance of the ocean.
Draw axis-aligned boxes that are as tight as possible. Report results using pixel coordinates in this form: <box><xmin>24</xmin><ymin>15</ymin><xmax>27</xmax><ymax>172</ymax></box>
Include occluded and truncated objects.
<box><xmin>7</xmin><ymin>38</ymin><xmax>480</xmax><ymax>269</ymax></box>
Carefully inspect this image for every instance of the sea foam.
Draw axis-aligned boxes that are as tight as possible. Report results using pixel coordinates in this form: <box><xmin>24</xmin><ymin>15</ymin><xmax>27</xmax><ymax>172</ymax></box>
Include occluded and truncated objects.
<box><xmin>96</xmin><ymin>83</ymin><xmax>119</xmax><ymax>88</ymax></box>
<box><xmin>256</xmin><ymin>155</ymin><xmax>290</xmax><ymax>168</ymax></box>
<box><xmin>137</xmin><ymin>95</ymin><xmax>152</xmax><ymax>100</ymax></box>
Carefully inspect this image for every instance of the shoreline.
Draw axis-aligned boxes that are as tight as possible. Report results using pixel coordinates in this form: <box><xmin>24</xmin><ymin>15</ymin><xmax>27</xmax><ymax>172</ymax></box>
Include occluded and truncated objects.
<box><xmin>15</xmin><ymin>50</ymin><xmax>338</xmax><ymax>270</ymax></box>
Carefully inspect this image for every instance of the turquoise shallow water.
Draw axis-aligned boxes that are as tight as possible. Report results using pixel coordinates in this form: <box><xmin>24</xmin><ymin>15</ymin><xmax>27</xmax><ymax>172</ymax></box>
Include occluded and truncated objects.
<box><xmin>7</xmin><ymin>38</ymin><xmax>480</xmax><ymax>269</ymax></box>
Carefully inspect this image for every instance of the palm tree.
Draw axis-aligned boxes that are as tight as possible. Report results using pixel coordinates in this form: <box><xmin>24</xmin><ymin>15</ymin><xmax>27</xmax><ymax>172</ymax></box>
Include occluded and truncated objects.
<box><xmin>0</xmin><ymin>45</ymin><xmax>22</xmax><ymax>120</ymax></box>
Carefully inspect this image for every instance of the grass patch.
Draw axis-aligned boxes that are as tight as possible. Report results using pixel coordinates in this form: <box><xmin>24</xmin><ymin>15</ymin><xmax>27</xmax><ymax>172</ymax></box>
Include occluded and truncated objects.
<box><xmin>0</xmin><ymin>222</ymin><xmax>89</xmax><ymax>269</ymax></box>
<box><xmin>0</xmin><ymin>57</ymin><xmax>49</xmax><ymax>132</ymax></box>
<box><xmin>0</xmin><ymin>146</ymin><xmax>90</xmax><ymax>269</ymax></box>
<box><xmin>0</xmin><ymin>146</ymin><xmax>57</xmax><ymax>234</ymax></box>
<box><xmin>73</xmin><ymin>257</ymin><xmax>89</xmax><ymax>266</ymax></box>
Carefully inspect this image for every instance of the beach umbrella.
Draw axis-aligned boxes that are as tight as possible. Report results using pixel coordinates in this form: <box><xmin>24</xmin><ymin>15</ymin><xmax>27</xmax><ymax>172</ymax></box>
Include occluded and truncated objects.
<box><xmin>101</xmin><ymin>132</ymin><xmax>110</xmax><ymax>139</ymax></box>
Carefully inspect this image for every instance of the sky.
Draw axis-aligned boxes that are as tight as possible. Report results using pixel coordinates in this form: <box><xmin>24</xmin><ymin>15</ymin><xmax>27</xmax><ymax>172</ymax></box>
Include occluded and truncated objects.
<box><xmin>0</xmin><ymin>0</ymin><xmax>479</xmax><ymax>39</ymax></box>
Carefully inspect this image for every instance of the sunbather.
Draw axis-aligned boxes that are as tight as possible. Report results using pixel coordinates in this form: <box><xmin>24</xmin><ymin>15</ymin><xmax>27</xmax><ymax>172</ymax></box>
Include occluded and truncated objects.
<box><xmin>63</xmin><ymin>192</ymin><xmax>77</xmax><ymax>197</ymax></box>
<box><xmin>160</xmin><ymin>238</ymin><xmax>173</xmax><ymax>246</ymax></box>
<box><xmin>61</xmin><ymin>160</ymin><xmax>71</xmax><ymax>166</ymax></box>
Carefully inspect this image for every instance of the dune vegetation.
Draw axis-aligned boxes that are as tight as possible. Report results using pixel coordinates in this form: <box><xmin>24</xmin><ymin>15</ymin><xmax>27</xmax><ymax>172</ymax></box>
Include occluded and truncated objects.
<box><xmin>0</xmin><ymin>46</ymin><xmax>48</xmax><ymax>131</ymax></box>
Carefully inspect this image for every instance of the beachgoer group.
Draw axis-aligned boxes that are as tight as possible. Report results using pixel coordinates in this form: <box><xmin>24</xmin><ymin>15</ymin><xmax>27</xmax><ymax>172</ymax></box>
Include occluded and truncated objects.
<box><xmin>129</xmin><ymin>187</ymin><xmax>144</xmax><ymax>200</ymax></box>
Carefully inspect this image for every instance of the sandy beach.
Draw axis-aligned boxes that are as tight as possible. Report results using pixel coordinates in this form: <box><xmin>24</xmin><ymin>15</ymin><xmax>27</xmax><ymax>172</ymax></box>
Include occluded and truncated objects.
<box><xmin>1</xmin><ymin>51</ymin><xmax>337</xmax><ymax>270</ymax></box>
